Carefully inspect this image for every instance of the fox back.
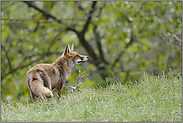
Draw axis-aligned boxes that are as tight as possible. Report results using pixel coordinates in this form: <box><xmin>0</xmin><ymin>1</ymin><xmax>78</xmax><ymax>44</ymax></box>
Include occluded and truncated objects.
<box><xmin>26</xmin><ymin>44</ymin><xmax>88</xmax><ymax>102</ymax></box>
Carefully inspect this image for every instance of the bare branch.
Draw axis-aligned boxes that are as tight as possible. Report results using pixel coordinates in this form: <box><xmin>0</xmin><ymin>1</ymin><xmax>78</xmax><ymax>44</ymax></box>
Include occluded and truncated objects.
<box><xmin>33</xmin><ymin>22</ymin><xmax>40</xmax><ymax>32</ymax></box>
<box><xmin>77</xmin><ymin>1</ymin><xmax>85</xmax><ymax>11</ymax></box>
<box><xmin>23</xmin><ymin>1</ymin><xmax>63</xmax><ymax>24</ymax></box>
<box><xmin>24</xmin><ymin>1</ymin><xmax>98</xmax><ymax>64</ymax></box>
<box><xmin>1</xmin><ymin>45</ymin><xmax>12</xmax><ymax>71</ymax></box>
<box><xmin>2</xmin><ymin>50</ymin><xmax>62</xmax><ymax>80</ymax></box>
<box><xmin>1</xmin><ymin>18</ymin><xmax>72</xmax><ymax>23</ymax></box>
<box><xmin>77</xmin><ymin>32</ymin><xmax>99</xmax><ymax>65</ymax></box>
<box><xmin>81</xmin><ymin>1</ymin><xmax>97</xmax><ymax>34</ymax></box>
<box><xmin>68</xmin><ymin>70</ymin><xmax>90</xmax><ymax>91</ymax></box>
<box><xmin>24</xmin><ymin>51</ymin><xmax>62</xmax><ymax>61</ymax></box>
<box><xmin>93</xmin><ymin>25</ymin><xmax>106</xmax><ymax>63</ymax></box>
<box><xmin>1</xmin><ymin>57</ymin><xmax>42</xmax><ymax>80</ymax></box>
<box><xmin>66</xmin><ymin>26</ymin><xmax>78</xmax><ymax>34</ymax></box>
<box><xmin>47</xmin><ymin>28</ymin><xmax>66</xmax><ymax>52</ymax></box>
<box><xmin>112</xmin><ymin>31</ymin><xmax>136</xmax><ymax>67</ymax></box>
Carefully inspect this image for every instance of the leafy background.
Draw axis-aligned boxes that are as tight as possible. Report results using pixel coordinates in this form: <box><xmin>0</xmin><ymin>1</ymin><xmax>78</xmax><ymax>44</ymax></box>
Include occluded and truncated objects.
<box><xmin>1</xmin><ymin>1</ymin><xmax>182</xmax><ymax>102</ymax></box>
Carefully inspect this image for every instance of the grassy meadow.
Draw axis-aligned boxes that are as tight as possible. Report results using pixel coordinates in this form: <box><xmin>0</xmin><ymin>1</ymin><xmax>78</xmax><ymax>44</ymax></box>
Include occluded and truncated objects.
<box><xmin>1</xmin><ymin>73</ymin><xmax>182</xmax><ymax>122</ymax></box>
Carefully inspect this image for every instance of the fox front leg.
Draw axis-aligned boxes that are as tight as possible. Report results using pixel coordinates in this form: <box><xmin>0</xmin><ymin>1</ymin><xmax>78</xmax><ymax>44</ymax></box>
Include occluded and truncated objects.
<box><xmin>56</xmin><ymin>80</ymin><xmax>64</xmax><ymax>100</ymax></box>
<box><xmin>56</xmin><ymin>89</ymin><xmax>61</xmax><ymax>100</ymax></box>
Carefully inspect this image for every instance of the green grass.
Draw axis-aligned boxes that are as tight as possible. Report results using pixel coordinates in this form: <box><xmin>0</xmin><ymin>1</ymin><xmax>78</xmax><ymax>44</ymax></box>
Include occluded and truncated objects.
<box><xmin>1</xmin><ymin>73</ymin><xmax>182</xmax><ymax>122</ymax></box>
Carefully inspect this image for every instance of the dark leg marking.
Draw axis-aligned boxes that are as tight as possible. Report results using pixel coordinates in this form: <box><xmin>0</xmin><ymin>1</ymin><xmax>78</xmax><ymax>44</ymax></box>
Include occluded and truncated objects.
<box><xmin>40</xmin><ymin>71</ymin><xmax>49</xmax><ymax>88</ymax></box>
<box><xmin>51</xmin><ymin>66</ymin><xmax>56</xmax><ymax>75</ymax></box>
<box><xmin>27</xmin><ymin>79</ymin><xmax>36</xmax><ymax>102</ymax></box>
<box><xmin>57</xmin><ymin>81</ymin><xmax>64</xmax><ymax>100</ymax></box>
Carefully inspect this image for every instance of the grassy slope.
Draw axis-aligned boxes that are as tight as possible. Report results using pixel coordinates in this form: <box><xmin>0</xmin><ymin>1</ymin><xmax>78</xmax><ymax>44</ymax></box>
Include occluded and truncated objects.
<box><xmin>1</xmin><ymin>73</ymin><xmax>182</xmax><ymax>122</ymax></box>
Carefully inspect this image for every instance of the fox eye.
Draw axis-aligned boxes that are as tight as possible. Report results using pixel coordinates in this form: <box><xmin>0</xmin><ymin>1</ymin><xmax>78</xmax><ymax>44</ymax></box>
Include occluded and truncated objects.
<box><xmin>76</xmin><ymin>55</ymin><xmax>79</xmax><ymax>57</ymax></box>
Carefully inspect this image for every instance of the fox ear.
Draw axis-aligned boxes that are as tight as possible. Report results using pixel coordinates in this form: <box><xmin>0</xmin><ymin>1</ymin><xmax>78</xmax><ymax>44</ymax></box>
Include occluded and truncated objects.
<box><xmin>64</xmin><ymin>44</ymin><xmax>70</xmax><ymax>55</ymax></box>
<box><xmin>71</xmin><ymin>43</ymin><xmax>74</xmax><ymax>51</ymax></box>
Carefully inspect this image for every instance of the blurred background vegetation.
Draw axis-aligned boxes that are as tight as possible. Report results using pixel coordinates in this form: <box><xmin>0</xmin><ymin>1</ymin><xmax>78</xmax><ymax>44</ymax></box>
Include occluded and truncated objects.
<box><xmin>1</xmin><ymin>1</ymin><xmax>182</xmax><ymax>102</ymax></box>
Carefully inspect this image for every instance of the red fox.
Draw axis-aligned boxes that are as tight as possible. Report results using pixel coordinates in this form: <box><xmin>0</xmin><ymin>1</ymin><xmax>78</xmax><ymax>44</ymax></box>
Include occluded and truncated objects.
<box><xmin>26</xmin><ymin>44</ymin><xmax>88</xmax><ymax>102</ymax></box>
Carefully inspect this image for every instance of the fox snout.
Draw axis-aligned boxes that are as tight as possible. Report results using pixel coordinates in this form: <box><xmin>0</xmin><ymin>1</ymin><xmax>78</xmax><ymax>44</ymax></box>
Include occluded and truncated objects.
<box><xmin>82</xmin><ymin>56</ymin><xmax>89</xmax><ymax>62</ymax></box>
<box><xmin>75</xmin><ymin>56</ymin><xmax>89</xmax><ymax>64</ymax></box>
<box><xmin>84</xmin><ymin>56</ymin><xmax>89</xmax><ymax>61</ymax></box>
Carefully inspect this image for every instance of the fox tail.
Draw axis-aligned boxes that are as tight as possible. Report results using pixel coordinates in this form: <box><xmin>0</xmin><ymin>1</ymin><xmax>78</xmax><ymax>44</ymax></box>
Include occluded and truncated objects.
<box><xmin>27</xmin><ymin>73</ymin><xmax>53</xmax><ymax>101</ymax></box>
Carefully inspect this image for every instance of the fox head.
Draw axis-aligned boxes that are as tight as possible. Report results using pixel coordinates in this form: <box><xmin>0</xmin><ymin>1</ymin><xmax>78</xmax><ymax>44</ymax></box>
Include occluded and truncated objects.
<box><xmin>63</xmin><ymin>44</ymin><xmax>89</xmax><ymax>66</ymax></box>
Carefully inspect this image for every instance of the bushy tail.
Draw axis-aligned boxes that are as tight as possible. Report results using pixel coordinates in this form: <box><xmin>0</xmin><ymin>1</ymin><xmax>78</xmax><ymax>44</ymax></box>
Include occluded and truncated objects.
<box><xmin>36</xmin><ymin>84</ymin><xmax>53</xmax><ymax>98</ymax></box>
<box><xmin>31</xmin><ymin>81</ymin><xmax>53</xmax><ymax>97</ymax></box>
<box><xmin>28</xmin><ymin>79</ymin><xmax>53</xmax><ymax>99</ymax></box>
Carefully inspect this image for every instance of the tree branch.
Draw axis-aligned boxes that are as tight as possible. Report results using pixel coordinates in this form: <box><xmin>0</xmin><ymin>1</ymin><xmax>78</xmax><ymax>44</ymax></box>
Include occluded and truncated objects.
<box><xmin>66</xmin><ymin>26</ymin><xmax>78</xmax><ymax>34</ymax></box>
<box><xmin>73</xmin><ymin>1</ymin><xmax>99</xmax><ymax>64</ymax></box>
<box><xmin>24</xmin><ymin>51</ymin><xmax>62</xmax><ymax>61</ymax></box>
<box><xmin>112</xmin><ymin>31</ymin><xmax>136</xmax><ymax>67</ymax></box>
<box><xmin>65</xmin><ymin>2</ymin><xmax>98</xmax><ymax>64</ymax></box>
<box><xmin>77</xmin><ymin>1</ymin><xmax>85</xmax><ymax>11</ymax></box>
<box><xmin>93</xmin><ymin>25</ymin><xmax>106</xmax><ymax>63</ymax></box>
<box><xmin>23</xmin><ymin>1</ymin><xmax>63</xmax><ymax>24</ymax></box>
<box><xmin>47</xmin><ymin>28</ymin><xmax>66</xmax><ymax>52</ymax></box>
<box><xmin>1</xmin><ymin>44</ymin><xmax>12</xmax><ymax>71</ymax></box>
<box><xmin>2</xmin><ymin>50</ymin><xmax>63</xmax><ymax>80</ymax></box>
<box><xmin>77</xmin><ymin>33</ymin><xmax>98</xmax><ymax>63</ymax></box>
<box><xmin>1</xmin><ymin>57</ymin><xmax>42</xmax><ymax>80</ymax></box>
<box><xmin>92</xmin><ymin>5</ymin><xmax>107</xmax><ymax>64</ymax></box>
<box><xmin>81</xmin><ymin>1</ymin><xmax>97</xmax><ymax>34</ymax></box>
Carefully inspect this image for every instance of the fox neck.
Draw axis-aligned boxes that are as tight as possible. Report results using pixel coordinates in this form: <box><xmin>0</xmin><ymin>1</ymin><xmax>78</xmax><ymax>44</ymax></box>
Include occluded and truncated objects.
<box><xmin>65</xmin><ymin>58</ymin><xmax>75</xmax><ymax>79</ymax></box>
<box><xmin>54</xmin><ymin>55</ymin><xmax>75</xmax><ymax>80</ymax></box>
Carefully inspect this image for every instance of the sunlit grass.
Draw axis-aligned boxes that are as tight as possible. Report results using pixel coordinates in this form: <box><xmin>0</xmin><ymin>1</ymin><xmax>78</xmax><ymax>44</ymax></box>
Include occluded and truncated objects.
<box><xmin>1</xmin><ymin>73</ymin><xmax>182</xmax><ymax>122</ymax></box>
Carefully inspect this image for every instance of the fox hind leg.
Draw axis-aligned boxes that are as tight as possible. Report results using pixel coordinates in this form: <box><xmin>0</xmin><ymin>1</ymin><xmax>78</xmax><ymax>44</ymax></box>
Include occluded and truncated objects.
<box><xmin>29</xmin><ymin>90</ymin><xmax>36</xmax><ymax>102</ymax></box>
<box><xmin>27</xmin><ymin>78</ymin><xmax>36</xmax><ymax>102</ymax></box>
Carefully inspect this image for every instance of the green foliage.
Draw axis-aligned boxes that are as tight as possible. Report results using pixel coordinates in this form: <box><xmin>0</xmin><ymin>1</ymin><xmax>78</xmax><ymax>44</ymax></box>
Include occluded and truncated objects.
<box><xmin>1</xmin><ymin>1</ymin><xmax>182</xmax><ymax>102</ymax></box>
<box><xmin>1</xmin><ymin>73</ymin><xmax>182</xmax><ymax>122</ymax></box>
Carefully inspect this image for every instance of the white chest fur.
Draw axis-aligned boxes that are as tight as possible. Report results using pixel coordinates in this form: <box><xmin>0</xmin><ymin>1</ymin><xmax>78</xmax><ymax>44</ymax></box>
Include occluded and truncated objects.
<box><xmin>65</xmin><ymin>68</ymin><xmax>72</xmax><ymax>80</ymax></box>
<box><xmin>65</xmin><ymin>58</ymin><xmax>75</xmax><ymax>80</ymax></box>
